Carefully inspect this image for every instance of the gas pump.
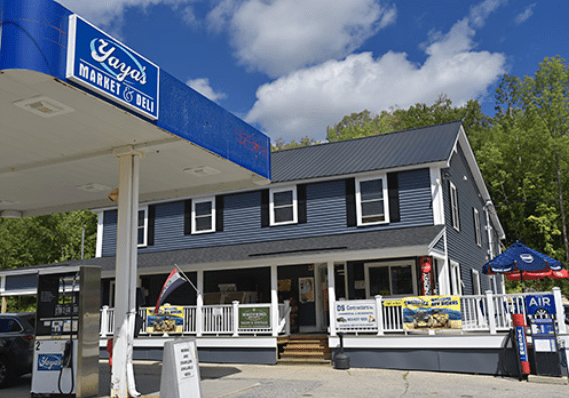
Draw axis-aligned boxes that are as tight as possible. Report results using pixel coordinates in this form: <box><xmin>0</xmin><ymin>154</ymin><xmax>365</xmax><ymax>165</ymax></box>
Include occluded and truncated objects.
<box><xmin>31</xmin><ymin>266</ymin><xmax>100</xmax><ymax>398</ymax></box>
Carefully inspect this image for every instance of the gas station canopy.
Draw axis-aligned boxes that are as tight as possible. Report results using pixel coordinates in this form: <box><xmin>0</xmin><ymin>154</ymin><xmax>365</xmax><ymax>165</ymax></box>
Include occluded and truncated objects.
<box><xmin>0</xmin><ymin>0</ymin><xmax>271</xmax><ymax>218</ymax></box>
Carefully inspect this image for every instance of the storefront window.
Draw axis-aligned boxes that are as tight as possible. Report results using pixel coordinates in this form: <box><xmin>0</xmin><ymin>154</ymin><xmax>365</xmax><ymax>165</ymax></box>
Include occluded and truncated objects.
<box><xmin>366</xmin><ymin>262</ymin><xmax>416</xmax><ymax>297</ymax></box>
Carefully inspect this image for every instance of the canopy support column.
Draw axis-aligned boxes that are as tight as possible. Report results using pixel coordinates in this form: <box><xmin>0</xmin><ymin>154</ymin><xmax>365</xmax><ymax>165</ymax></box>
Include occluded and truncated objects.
<box><xmin>111</xmin><ymin>146</ymin><xmax>143</xmax><ymax>398</ymax></box>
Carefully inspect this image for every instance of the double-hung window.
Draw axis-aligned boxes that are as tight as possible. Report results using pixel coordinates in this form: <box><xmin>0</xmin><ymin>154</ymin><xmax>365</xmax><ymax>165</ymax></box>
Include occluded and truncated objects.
<box><xmin>356</xmin><ymin>176</ymin><xmax>389</xmax><ymax>226</ymax></box>
<box><xmin>365</xmin><ymin>261</ymin><xmax>416</xmax><ymax>298</ymax></box>
<box><xmin>270</xmin><ymin>187</ymin><xmax>297</xmax><ymax>226</ymax></box>
<box><xmin>450</xmin><ymin>182</ymin><xmax>460</xmax><ymax>231</ymax></box>
<box><xmin>192</xmin><ymin>197</ymin><xmax>216</xmax><ymax>234</ymax></box>
<box><xmin>137</xmin><ymin>207</ymin><xmax>148</xmax><ymax>247</ymax></box>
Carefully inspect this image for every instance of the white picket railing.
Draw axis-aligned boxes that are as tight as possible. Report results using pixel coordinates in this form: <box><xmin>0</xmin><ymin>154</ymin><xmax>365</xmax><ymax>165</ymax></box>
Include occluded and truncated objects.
<box><xmin>100</xmin><ymin>289</ymin><xmax>567</xmax><ymax>338</ymax></box>
<box><xmin>330</xmin><ymin>288</ymin><xmax>567</xmax><ymax>336</ymax></box>
<box><xmin>100</xmin><ymin>301</ymin><xmax>290</xmax><ymax>338</ymax></box>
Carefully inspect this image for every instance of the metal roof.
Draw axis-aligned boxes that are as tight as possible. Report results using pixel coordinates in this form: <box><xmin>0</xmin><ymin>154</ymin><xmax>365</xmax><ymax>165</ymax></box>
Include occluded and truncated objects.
<box><xmin>272</xmin><ymin>121</ymin><xmax>462</xmax><ymax>182</ymax></box>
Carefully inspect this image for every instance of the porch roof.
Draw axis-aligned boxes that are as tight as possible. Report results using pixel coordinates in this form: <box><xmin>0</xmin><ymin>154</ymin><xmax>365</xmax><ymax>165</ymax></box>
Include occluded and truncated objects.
<box><xmin>3</xmin><ymin>225</ymin><xmax>444</xmax><ymax>279</ymax></box>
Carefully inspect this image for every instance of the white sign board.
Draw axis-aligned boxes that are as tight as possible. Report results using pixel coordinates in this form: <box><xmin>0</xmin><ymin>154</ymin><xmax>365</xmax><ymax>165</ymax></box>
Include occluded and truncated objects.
<box><xmin>160</xmin><ymin>338</ymin><xmax>202</xmax><ymax>398</ymax></box>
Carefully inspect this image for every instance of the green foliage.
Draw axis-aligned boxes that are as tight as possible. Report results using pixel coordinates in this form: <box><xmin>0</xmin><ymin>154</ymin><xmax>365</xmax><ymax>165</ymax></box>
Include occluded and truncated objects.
<box><xmin>0</xmin><ymin>210</ymin><xmax>97</xmax><ymax>271</ymax></box>
<box><xmin>272</xmin><ymin>136</ymin><xmax>319</xmax><ymax>151</ymax></box>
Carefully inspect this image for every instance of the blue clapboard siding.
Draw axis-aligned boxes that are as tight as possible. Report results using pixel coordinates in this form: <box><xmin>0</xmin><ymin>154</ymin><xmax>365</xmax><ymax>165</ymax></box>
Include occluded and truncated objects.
<box><xmin>101</xmin><ymin>168</ymin><xmax>434</xmax><ymax>256</ymax></box>
<box><xmin>443</xmin><ymin>146</ymin><xmax>491</xmax><ymax>294</ymax></box>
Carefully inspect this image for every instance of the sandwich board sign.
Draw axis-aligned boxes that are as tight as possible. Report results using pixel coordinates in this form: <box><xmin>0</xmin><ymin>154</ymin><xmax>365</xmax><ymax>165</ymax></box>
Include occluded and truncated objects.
<box><xmin>160</xmin><ymin>338</ymin><xmax>202</xmax><ymax>398</ymax></box>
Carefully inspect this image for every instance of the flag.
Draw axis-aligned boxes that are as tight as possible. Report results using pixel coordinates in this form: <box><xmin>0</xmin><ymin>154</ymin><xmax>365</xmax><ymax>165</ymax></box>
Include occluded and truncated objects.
<box><xmin>154</xmin><ymin>268</ymin><xmax>187</xmax><ymax>313</ymax></box>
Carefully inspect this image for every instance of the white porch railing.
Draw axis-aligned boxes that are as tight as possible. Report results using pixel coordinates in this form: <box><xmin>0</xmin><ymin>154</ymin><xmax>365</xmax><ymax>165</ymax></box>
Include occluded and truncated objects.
<box><xmin>330</xmin><ymin>288</ymin><xmax>567</xmax><ymax>336</ymax></box>
<box><xmin>100</xmin><ymin>300</ymin><xmax>291</xmax><ymax>338</ymax></box>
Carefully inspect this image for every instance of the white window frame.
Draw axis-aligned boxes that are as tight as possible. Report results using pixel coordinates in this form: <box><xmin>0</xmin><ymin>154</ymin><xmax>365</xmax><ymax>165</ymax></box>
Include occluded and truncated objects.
<box><xmin>364</xmin><ymin>260</ymin><xmax>417</xmax><ymax>298</ymax></box>
<box><xmin>472</xmin><ymin>269</ymin><xmax>481</xmax><ymax>295</ymax></box>
<box><xmin>192</xmin><ymin>197</ymin><xmax>216</xmax><ymax>234</ymax></box>
<box><xmin>473</xmin><ymin>207</ymin><xmax>482</xmax><ymax>247</ymax></box>
<box><xmin>270</xmin><ymin>186</ymin><xmax>297</xmax><ymax>226</ymax></box>
<box><xmin>137</xmin><ymin>207</ymin><xmax>148</xmax><ymax>247</ymax></box>
<box><xmin>356</xmin><ymin>175</ymin><xmax>390</xmax><ymax>226</ymax></box>
<box><xmin>450</xmin><ymin>261</ymin><xmax>463</xmax><ymax>296</ymax></box>
<box><xmin>450</xmin><ymin>181</ymin><xmax>460</xmax><ymax>231</ymax></box>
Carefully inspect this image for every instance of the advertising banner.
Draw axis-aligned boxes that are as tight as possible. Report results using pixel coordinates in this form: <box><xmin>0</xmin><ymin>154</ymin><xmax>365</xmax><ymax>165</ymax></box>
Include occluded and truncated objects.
<box><xmin>402</xmin><ymin>296</ymin><xmax>462</xmax><ymax>330</ymax></box>
<box><xmin>335</xmin><ymin>301</ymin><xmax>377</xmax><ymax>329</ymax></box>
<box><xmin>525</xmin><ymin>294</ymin><xmax>556</xmax><ymax>317</ymax></box>
<box><xmin>67</xmin><ymin>15</ymin><xmax>160</xmax><ymax>120</ymax></box>
<box><xmin>147</xmin><ymin>305</ymin><xmax>184</xmax><ymax>334</ymax></box>
<box><xmin>239</xmin><ymin>307</ymin><xmax>271</xmax><ymax>329</ymax></box>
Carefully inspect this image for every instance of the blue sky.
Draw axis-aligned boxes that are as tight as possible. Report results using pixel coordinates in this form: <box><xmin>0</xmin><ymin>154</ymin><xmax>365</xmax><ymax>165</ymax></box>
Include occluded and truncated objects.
<box><xmin>56</xmin><ymin>0</ymin><xmax>568</xmax><ymax>143</ymax></box>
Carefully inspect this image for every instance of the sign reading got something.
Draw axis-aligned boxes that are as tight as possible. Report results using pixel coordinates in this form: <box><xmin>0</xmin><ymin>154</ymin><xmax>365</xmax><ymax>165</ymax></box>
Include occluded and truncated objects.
<box><xmin>66</xmin><ymin>15</ymin><xmax>160</xmax><ymax>120</ymax></box>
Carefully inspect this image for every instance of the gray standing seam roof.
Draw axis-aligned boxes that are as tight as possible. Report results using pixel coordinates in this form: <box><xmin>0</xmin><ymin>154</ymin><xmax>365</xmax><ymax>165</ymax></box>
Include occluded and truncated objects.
<box><xmin>272</xmin><ymin>120</ymin><xmax>462</xmax><ymax>182</ymax></box>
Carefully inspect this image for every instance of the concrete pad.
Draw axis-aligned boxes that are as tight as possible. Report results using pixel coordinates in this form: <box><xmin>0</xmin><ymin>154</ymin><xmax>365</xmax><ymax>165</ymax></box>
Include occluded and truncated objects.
<box><xmin>528</xmin><ymin>375</ymin><xmax>569</xmax><ymax>385</ymax></box>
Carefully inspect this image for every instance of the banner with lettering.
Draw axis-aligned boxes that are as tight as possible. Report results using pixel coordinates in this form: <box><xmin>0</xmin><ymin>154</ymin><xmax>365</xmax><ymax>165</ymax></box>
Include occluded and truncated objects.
<box><xmin>335</xmin><ymin>300</ymin><xmax>377</xmax><ymax>329</ymax></box>
<box><xmin>147</xmin><ymin>305</ymin><xmax>184</xmax><ymax>334</ymax></box>
<box><xmin>402</xmin><ymin>296</ymin><xmax>462</xmax><ymax>330</ymax></box>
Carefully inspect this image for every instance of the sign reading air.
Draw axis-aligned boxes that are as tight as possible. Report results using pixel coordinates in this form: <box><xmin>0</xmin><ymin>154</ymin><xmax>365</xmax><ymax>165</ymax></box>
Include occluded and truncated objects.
<box><xmin>66</xmin><ymin>15</ymin><xmax>159</xmax><ymax>120</ymax></box>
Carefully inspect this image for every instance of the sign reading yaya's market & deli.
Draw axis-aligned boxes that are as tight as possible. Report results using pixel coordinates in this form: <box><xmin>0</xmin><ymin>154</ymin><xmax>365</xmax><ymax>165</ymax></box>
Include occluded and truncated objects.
<box><xmin>66</xmin><ymin>15</ymin><xmax>160</xmax><ymax>120</ymax></box>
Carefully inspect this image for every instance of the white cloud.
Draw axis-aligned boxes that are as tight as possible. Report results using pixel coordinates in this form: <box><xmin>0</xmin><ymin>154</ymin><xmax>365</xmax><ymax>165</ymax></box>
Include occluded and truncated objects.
<box><xmin>515</xmin><ymin>3</ymin><xmax>536</xmax><ymax>25</ymax></box>
<box><xmin>187</xmin><ymin>78</ymin><xmax>227</xmax><ymax>102</ymax></box>
<box><xmin>55</xmin><ymin>0</ymin><xmax>193</xmax><ymax>27</ymax></box>
<box><xmin>245</xmin><ymin>6</ymin><xmax>507</xmax><ymax>142</ymax></box>
<box><xmin>207</xmin><ymin>0</ymin><xmax>396</xmax><ymax>77</ymax></box>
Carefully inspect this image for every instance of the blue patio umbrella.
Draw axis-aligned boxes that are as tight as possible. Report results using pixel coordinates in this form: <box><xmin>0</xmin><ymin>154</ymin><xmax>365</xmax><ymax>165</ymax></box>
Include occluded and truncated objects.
<box><xmin>482</xmin><ymin>241</ymin><xmax>563</xmax><ymax>278</ymax></box>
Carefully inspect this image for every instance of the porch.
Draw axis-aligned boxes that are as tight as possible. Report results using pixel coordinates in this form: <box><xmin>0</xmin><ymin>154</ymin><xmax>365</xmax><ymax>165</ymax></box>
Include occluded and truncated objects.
<box><xmin>98</xmin><ymin>289</ymin><xmax>569</xmax><ymax>376</ymax></box>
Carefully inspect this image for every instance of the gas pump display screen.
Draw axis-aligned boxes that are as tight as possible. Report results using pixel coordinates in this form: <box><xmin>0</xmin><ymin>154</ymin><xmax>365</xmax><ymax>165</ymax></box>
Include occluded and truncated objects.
<box><xmin>36</xmin><ymin>272</ymin><xmax>80</xmax><ymax>337</ymax></box>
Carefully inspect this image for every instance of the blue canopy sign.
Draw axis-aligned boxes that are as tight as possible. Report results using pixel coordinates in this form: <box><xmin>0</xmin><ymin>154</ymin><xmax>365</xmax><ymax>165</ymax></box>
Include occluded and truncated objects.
<box><xmin>66</xmin><ymin>15</ymin><xmax>160</xmax><ymax>120</ymax></box>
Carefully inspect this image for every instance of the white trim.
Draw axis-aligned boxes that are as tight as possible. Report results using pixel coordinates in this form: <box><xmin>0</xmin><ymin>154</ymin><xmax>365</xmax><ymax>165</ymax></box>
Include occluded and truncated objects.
<box><xmin>450</xmin><ymin>261</ymin><xmax>462</xmax><ymax>296</ymax></box>
<box><xmin>122</xmin><ymin>337</ymin><xmax>277</xmax><ymax>349</ymax></box>
<box><xmin>430</xmin><ymin>167</ymin><xmax>445</xmax><ymax>225</ymax></box>
<box><xmin>137</xmin><ymin>206</ymin><xmax>149</xmax><ymax>247</ymax></box>
<box><xmin>355</xmin><ymin>174</ymin><xmax>390</xmax><ymax>226</ymax></box>
<box><xmin>449</xmin><ymin>181</ymin><xmax>460</xmax><ymax>231</ymax></box>
<box><xmin>269</xmin><ymin>186</ymin><xmax>298</xmax><ymax>226</ymax></box>
<box><xmin>329</xmin><ymin>334</ymin><xmax>510</xmax><ymax>350</ymax></box>
<box><xmin>96</xmin><ymin>211</ymin><xmax>104</xmax><ymax>258</ymax></box>
<box><xmin>471</xmin><ymin>269</ymin><xmax>481</xmax><ymax>295</ymax></box>
<box><xmin>473</xmin><ymin>207</ymin><xmax>482</xmax><ymax>247</ymax></box>
<box><xmin>364</xmin><ymin>260</ymin><xmax>417</xmax><ymax>298</ymax></box>
<box><xmin>191</xmin><ymin>197</ymin><xmax>216</xmax><ymax>234</ymax></box>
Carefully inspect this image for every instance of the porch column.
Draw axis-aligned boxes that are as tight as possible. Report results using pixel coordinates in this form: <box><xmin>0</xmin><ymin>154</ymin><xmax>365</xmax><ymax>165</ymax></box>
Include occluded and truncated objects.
<box><xmin>111</xmin><ymin>146</ymin><xmax>142</xmax><ymax>398</ymax></box>
<box><xmin>327</xmin><ymin>262</ymin><xmax>337</xmax><ymax>337</ymax></box>
<box><xmin>196</xmin><ymin>270</ymin><xmax>204</xmax><ymax>337</ymax></box>
<box><xmin>271</xmin><ymin>265</ymin><xmax>279</xmax><ymax>337</ymax></box>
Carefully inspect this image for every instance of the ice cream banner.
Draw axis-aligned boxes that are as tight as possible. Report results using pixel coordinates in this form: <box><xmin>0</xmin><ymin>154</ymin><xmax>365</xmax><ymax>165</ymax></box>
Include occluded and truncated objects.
<box><xmin>147</xmin><ymin>305</ymin><xmax>184</xmax><ymax>334</ymax></box>
<box><xmin>402</xmin><ymin>296</ymin><xmax>462</xmax><ymax>330</ymax></box>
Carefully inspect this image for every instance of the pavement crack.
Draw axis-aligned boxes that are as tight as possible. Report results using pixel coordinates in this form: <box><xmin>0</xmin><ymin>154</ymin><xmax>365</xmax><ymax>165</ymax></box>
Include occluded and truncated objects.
<box><xmin>400</xmin><ymin>371</ymin><xmax>410</xmax><ymax>396</ymax></box>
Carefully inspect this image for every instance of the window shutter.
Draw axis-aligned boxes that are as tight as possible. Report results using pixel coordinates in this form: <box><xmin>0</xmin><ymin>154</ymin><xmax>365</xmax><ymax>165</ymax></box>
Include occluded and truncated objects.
<box><xmin>184</xmin><ymin>199</ymin><xmax>192</xmax><ymax>235</ymax></box>
<box><xmin>387</xmin><ymin>172</ymin><xmax>400</xmax><ymax>223</ymax></box>
<box><xmin>345</xmin><ymin>178</ymin><xmax>357</xmax><ymax>227</ymax></box>
<box><xmin>147</xmin><ymin>205</ymin><xmax>155</xmax><ymax>246</ymax></box>
<box><xmin>215</xmin><ymin>195</ymin><xmax>224</xmax><ymax>232</ymax></box>
<box><xmin>297</xmin><ymin>184</ymin><xmax>307</xmax><ymax>224</ymax></box>
<box><xmin>261</xmin><ymin>190</ymin><xmax>270</xmax><ymax>228</ymax></box>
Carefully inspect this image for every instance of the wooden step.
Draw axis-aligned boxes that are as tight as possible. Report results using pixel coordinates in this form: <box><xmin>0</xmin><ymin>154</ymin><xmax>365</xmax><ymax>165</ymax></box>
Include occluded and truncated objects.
<box><xmin>277</xmin><ymin>357</ymin><xmax>332</xmax><ymax>366</ymax></box>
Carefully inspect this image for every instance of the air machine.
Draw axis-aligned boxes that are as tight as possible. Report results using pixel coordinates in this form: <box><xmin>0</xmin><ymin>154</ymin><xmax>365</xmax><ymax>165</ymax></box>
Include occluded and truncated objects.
<box><xmin>31</xmin><ymin>266</ymin><xmax>100</xmax><ymax>398</ymax></box>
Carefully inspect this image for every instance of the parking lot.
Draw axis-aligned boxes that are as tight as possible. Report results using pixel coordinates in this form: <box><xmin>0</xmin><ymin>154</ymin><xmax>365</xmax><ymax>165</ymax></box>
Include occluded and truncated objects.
<box><xmin>2</xmin><ymin>360</ymin><xmax>569</xmax><ymax>398</ymax></box>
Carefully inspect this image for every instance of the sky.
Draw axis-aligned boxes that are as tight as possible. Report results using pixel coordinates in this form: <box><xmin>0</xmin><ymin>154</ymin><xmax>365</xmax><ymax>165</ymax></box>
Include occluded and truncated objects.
<box><xmin>55</xmin><ymin>0</ymin><xmax>569</xmax><ymax>143</ymax></box>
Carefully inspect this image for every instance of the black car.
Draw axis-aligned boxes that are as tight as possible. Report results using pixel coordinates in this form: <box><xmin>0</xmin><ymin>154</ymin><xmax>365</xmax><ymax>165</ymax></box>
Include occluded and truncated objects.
<box><xmin>0</xmin><ymin>313</ymin><xmax>35</xmax><ymax>387</ymax></box>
